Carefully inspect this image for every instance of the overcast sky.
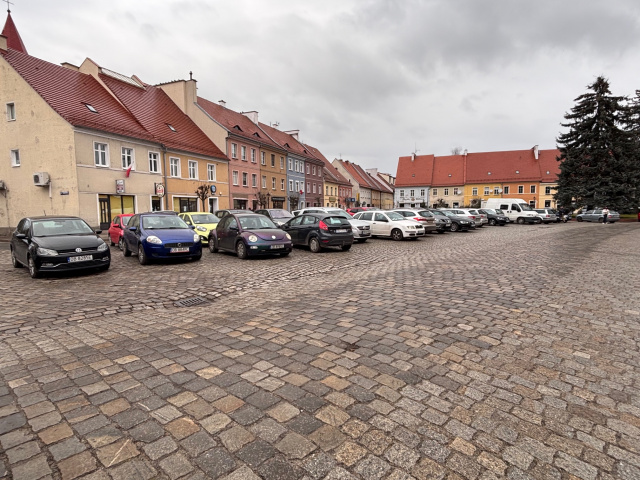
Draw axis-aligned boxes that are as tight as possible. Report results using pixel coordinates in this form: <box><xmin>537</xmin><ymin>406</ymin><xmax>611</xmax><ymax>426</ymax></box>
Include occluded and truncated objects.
<box><xmin>8</xmin><ymin>0</ymin><xmax>640</xmax><ymax>173</ymax></box>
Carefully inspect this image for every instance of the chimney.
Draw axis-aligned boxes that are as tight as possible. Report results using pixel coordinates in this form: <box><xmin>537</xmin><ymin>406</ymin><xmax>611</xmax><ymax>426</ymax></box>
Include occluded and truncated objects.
<box><xmin>219</xmin><ymin>100</ymin><xmax>226</xmax><ymax>107</ymax></box>
<box><xmin>284</xmin><ymin>130</ymin><xmax>299</xmax><ymax>140</ymax></box>
<box><xmin>242</xmin><ymin>111</ymin><xmax>259</xmax><ymax>124</ymax></box>
<box><xmin>411</xmin><ymin>153</ymin><xmax>416</xmax><ymax>161</ymax></box>
<box><xmin>533</xmin><ymin>145</ymin><xmax>539</xmax><ymax>160</ymax></box>
<box><xmin>60</xmin><ymin>62</ymin><xmax>79</xmax><ymax>71</ymax></box>
<box><xmin>463</xmin><ymin>149</ymin><xmax>468</xmax><ymax>157</ymax></box>
<box><xmin>0</xmin><ymin>34</ymin><xmax>7</xmax><ymax>52</ymax></box>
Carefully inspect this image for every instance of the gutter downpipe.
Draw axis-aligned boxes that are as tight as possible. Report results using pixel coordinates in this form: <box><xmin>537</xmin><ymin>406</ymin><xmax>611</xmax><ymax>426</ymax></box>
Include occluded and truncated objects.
<box><xmin>161</xmin><ymin>144</ymin><xmax>168</xmax><ymax>210</ymax></box>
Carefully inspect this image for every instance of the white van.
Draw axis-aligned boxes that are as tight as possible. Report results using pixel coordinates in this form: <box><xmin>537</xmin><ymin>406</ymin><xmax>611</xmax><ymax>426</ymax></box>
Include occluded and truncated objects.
<box><xmin>482</xmin><ymin>198</ymin><xmax>541</xmax><ymax>224</ymax></box>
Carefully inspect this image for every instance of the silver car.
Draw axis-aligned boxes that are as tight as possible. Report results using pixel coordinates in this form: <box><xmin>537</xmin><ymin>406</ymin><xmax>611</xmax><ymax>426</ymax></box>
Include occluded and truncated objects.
<box><xmin>439</xmin><ymin>209</ymin><xmax>480</xmax><ymax>228</ymax></box>
<box><xmin>293</xmin><ymin>207</ymin><xmax>371</xmax><ymax>242</ymax></box>
<box><xmin>391</xmin><ymin>209</ymin><xmax>438</xmax><ymax>233</ymax></box>
<box><xmin>576</xmin><ymin>209</ymin><xmax>620</xmax><ymax>224</ymax></box>
<box><xmin>533</xmin><ymin>208</ymin><xmax>558</xmax><ymax>224</ymax></box>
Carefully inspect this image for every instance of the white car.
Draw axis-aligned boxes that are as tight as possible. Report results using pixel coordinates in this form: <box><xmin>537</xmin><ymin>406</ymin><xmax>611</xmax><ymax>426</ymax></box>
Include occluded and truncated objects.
<box><xmin>440</xmin><ymin>208</ymin><xmax>484</xmax><ymax>227</ymax></box>
<box><xmin>353</xmin><ymin>211</ymin><xmax>425</xmax><ymax>240</ymax></box>
<box><xmin>292</xmin><ymin>207</ymin><xmax>371</xmax><ymax>243</ymax></box>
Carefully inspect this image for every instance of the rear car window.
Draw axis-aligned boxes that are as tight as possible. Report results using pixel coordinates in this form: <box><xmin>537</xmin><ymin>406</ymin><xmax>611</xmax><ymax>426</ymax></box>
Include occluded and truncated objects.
<box><xmin>325</xmin><ymin>216</ymin><xmax>349</xmax><ymax>226</ymax></box>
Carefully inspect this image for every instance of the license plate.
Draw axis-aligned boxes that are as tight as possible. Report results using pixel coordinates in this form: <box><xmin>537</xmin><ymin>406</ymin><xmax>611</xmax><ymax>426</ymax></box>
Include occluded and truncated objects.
<box><xmin>68</xmin><ymin>255</ymin><xmax>92</xmax><ymax>263</ymax></box>
<box><xmin>336</xmin><ymin>229</ymin><xmax>347</xmax><ymax>233</ymax></box>
<box><xmin>170</xmin><ymin>247</ymin><xmax>189</xmax><ymax>253</ymax></box>
<box><xmin>270</xmin><ymin>244</ymin><xmax>284</xmax><ymax>249</ymax></box>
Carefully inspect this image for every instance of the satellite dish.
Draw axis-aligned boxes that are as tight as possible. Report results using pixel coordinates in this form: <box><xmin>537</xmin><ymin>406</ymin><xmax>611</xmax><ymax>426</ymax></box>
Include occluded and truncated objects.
<box><xmin>497</xmin><ymin>188</ymin><xmax>503</xmax><ymax>193</ymax></box>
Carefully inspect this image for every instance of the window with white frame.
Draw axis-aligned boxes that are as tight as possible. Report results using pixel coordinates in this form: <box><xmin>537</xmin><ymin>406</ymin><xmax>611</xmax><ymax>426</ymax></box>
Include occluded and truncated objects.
<box><xmin>6</xmin><ymin>102</ymin><xmax>16</xmax><ymax>121</ymax></box>
<box><xmin>288</xmin><ymin>159</ymin><xmax>293</xmax><ymax>171</ymax></box>
<box><xmin>188</xmin><ymin>160</ymin><xmax>197</xmax><ymax>179</ymax></box>
<box><xmin>280</xmin><ymin>156</ymin><xmax>284</xmax><ymax>169</ymax></box>
<box><xmin>252</xmin><ymin>174</ymin><xmax>257</xmax><ymax>187</ymax></box>
<box><xmin>545</xmin><ymin>200</ymin><xmax>551</xmax><ymax>207</ymax></box>
<box><xmin>261</xmin><ymin>152</ymin><xmax>266</xmax><ymax>165</ymax></box>
<box><xmin>121</xmin><ymin>147</ymin><xmax>134</xmax><ymax>169</ymax></box>
<box><xmin>484</xmin><ymin>187</ymin><xmax>490</xmax><ymax>195</ymax></box>
<box><xmin>241</xmin><ymin>145</ymin><xmax>246</xmax><ymax>161</ymax></box>
<box><xmin>518</xmin><ymin>185</ymin><xmax>524</xmax><ymax>194</ymax></box>
<box><xmin>289</xmin><ymin>180</ymin><xmax>294</xmax><ymax>191</ymax></box>
<box><xmin>530</xmin><ymin>185</ymin><xmax>536</xmax><ymax>194</ymax></box>
<box><xmin>295</xmin><ymin>181</ymin><xmax>299</xmax><ymax>192</ymax></box>
<box><xmin>444</xmin><ymin>188</ymin><xmax>449</xmax><ymax>196</ymax></box>
<box><xmin>149</xmin><ymin>152</ymin><xmax>159</xmax><ymax>173</ymax></box>
<box><xmin>231</xmin><ymin>143</ymin><xmax>237</xmax><ymax>158</ymax></box>
<box><xmin>207</xmin><ymin>164</ymin><xmax>216</xmax><ymax>181</ymax></box>
<box><xmin>232</xmin><ymin>170</ymin><xmax>239</xmax><ymax>185</ymax></box>
<box><xmin>504</xmin><ymin>186</ymin><xmax>510</xmax><ymax>194</ymax></box>
<box><xmin>272</xmin><ymin>177</ymin><xmax>276</xmax><ymax>189</ymax></box>
<box><xmin>262</xmin><ymin>176</ymin><xmax>267</xmax><ymax>188</ymax></box>
<box><xmin>312</xmin><ymin>183</ymin><xmax>316</xmax><ymax>193</ymax></box>
<box><xmin>281</xmin><ymin>179</ymin><xmax>285</xmax><ymax>190</ymax></box>
<box><xmin>307</xmin><ymin>182</ymin><xmax>310</xmax><ymax>193</ymax></box>
<box><xmin>251</xmin><ymin>148</ymin><xmax>256</xmax><ymax>163</ymax></box>
<box><xmin>306</xmin><ymin>165</ymin><xmax>310</xmax><ymax>174</ymax></box>
<box><xmin>94</xmin><ymin>142</ymin><xmax>108</xmax><ymax>167</ymax></box>
<box><xmin>399</xmin><ymin>189</ymin><xmax>404</xmax><ymax>197</ymax></box>
<box><xmin>242</xmin><ymin>172</ymin><xmax>248</xmax><ymax>187</ymax></box>
<box><xmin>410</xmin><ymin>189</ymin><xmax>415</xmax><ymax>196</ymax></box>
<box><xmin>271</xmin><ymin>154</ymin><xmax>275</xmax><ymax>167</ymax></box>
<box><xmin>420</xmin><ymin>189</ymin><xmax>425</xmax><ymax>197</ymax></box>
<box><xmin>326</xmin><ymin>186</ymin><xmax>329</xmax><ymax>195</ymax></box>
<box><xmin>472</xmin><ymin>187</ymin><xmax>478</xmax><ymax>196</ymax></box>
<box><xmin>454</xmin><ymin>188</ymin><xmax>462</xmax><ymax>195</ymax></box>
<box><xmin>545</xmin><ymin>186</ymin><xmax>551</xmax><ymax>195</ymax></box>
<box><xmin>494</xmin><ymin>187</ymin><xmax>500</xmax><ymax>195</ymax></box>
<box><xmin>10</xmin><ymin>149</ymin><xmax>20</xmax><ymax>167</ymax></box>
<box><xmin>170</xmin><ymin>157</ymin><xmax>180</xmax><ymax>177</ymax></box>
<box><xmin>312</xmin><ymin>166</ymin><xmax>316</xmax><ymax>175</ymax></box>
<box><xmin>432</xmin><ymin>188</ymin><xmax>438</xmax><ymax>195</ymax></box>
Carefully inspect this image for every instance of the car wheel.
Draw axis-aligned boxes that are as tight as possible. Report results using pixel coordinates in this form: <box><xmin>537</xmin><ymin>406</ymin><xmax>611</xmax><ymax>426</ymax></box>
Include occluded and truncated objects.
<box><xmin>280</xmin><ymin>251</ymin><xmax>290</xmax><ymax>257</ymax></box>
<box><xmin>123</xmin><ymin>239</ymin><xmax>132</xmax><ymax>257</ymax></box>
<box><xmin>309</xmin><ymin>237</ymin><xmax>321</xmax><ymax>253</ymax></box>
<box><xmin>118</xmin><ymin>237</ymin><xmax>124</xmax><ymax>251</ymax></box>
<box><xmin>535</xmin><ymin>218</ymin><xmax>542</xmax><ymax>224</ymax></box>
<box><xmin>138</xmin><ymin>244</ymin><xmax>149</xmax><ymax>265</ymax></box>
<box><xmin>236</xmin><ymin>241</ymin><xmax>248</xmax><ymax>259</ymax></box>
<box><xmin>489</xmin><ymin>219</ymin><xmax>496</xmax><ymax>226</ymax></box>
<box><xmin>598</xmin><ymin>217</ymin><xmax>604</xmax><ymax>223</ymax></box>
<box><xmin>98</xmin><ymin>263</ymin><xmax>110</xmax><ymax>272</ymax></box>
<box><xmin>356</xmin><ymin>238</ymin><xmax>367</xmax><ymax>243</ymax></box>
<box><xmin>517</xmin><ymin>217</ymin><xmax>525</xmax><ymax>224</ymax></box>
<box><xmin>450</xmin><ymin>223</ymin><xmax>460</xmax><ymax>232</ymax></box>
<box><xmin>577</xmin><ymin>217</ymin><xmax>583</xmax><ymax>222</ymax></box>
<box><xmin>341</xmin><ymin>244</ymin><xmax>352</xmax><ymax>251</ymax></box>
<box><xmin>208</xmin><ymin>237</ymin><xmax>218</xmax><ymax>253</ymax></box>
<box><xmin>391</xmin><ymin>229</ymin><xmax>403</xmax><ymax>241</ymax></box>
<box><xmin>28</xmin><ymin>255</ymin><xmax>40</xmax><ymax>278</ymax></box>
<box><xmin>192</xmin><ymin>253</ymin><xmax>202</xmax><ymax>261</ymax></box>
<box><xmin>10</xmin><ymin>248</ymin><xmax>22</xmax><ymax>268</ymax></box>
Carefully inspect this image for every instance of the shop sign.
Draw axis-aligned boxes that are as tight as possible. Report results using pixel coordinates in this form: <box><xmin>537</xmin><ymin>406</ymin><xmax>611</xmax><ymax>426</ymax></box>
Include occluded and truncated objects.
<box><xmin>115</xmin><ymin>179</ymin><xmax>125</xmax><ymax>194</ymax></box>
<box><xmin>155</xmin><ymin>183</ymin><xmax>165</xmax><ymax>197</ymax></box>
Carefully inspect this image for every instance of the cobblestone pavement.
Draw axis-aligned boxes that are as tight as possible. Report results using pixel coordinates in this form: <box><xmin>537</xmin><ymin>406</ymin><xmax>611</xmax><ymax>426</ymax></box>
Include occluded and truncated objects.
<box><xmin>0</xmin><ymin>222</ymin><xmax>639</xmax><ymax>480</ymax></box>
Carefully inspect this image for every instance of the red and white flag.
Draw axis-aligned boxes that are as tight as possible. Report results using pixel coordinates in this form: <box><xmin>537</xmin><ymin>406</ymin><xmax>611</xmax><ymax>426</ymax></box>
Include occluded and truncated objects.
<box><xmin>125</xmin><ymin>160</ymin><xmax>135</xmax><ymax>177</ymax></box>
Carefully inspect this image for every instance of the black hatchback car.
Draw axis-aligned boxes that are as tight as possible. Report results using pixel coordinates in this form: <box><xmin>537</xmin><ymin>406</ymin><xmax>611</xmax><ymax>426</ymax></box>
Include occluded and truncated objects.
<box><xmin>10</xmin><ymin>216</ymin><xmax>110</xmax><ymax>278</ymax></box>
<box><xmin>282</xmin><ymin>213</ymin><xmax>353</xmax><ymax>252</ymax></box>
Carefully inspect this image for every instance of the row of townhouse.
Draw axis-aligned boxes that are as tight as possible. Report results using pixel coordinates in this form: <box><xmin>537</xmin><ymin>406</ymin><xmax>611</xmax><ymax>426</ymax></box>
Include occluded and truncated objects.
<box><xmin>394</xmin><ymin>146</ymin><xmax>561</xmax><ymax>209</ymax></box>
<box><xmin>0</xmin><ymin>12</ymin><xmax>334</xmax><ymax>234</ymax></box>
<box><xmin>333</xmin><ymin>160</ymin><xmax>395</xmax><ymax>208</ymax></box>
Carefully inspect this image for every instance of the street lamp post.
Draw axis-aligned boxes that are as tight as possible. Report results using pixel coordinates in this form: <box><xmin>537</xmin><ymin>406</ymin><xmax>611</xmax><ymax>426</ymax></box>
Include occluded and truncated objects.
<box><xmin>266</xmin><ymin>192</ymin><xmax>271</xmax><ymax>208</ymax></box>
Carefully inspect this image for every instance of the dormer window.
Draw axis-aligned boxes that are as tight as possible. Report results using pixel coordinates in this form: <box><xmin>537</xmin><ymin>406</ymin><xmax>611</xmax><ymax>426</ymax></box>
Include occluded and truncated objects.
<box><xmin>167</xmin><ymin>124</ymin><xmax>177</xmax><ymax>132</ymax></box>
<box><xmin>284</xmin><ymin>143</ymin><xmax>290</xmax><ymax>148</ymax></box>
<box><xmin>233</xmin><ymin>125</ymin><xmax>243</xmax><ymax>131</ymax></box>
<box><xmin>6</xmin><ymin>103</ymin><xmax>16</xmax><ymax>121</ymax></box>
<box><xmin>253</xmin><ymin>132</ymin><xmax>261</xmax><ymax>138</ymax></box>
<box><xmin>84</xmin><ymin>103</ymin><xmax>98</xmax><ymax>113</ymax></box>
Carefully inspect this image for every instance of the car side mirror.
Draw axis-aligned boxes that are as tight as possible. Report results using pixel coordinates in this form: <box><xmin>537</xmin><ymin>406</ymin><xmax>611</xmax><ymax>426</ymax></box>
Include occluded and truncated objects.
<box><xmin>189</xmin><ymin>225</ymin><xmax>195</xmax><ymax>230</ymax></box>
<box><xmin>229</xmin><ymin>226</ymin><xmax>238</xmax><ymax>231</ymax></box>
<box><xmin>115</xmin><ymin>224</ymin><xmax>121</xmax><ymax>229</ymax></box>
<box><xmin>15</xmin><ymin>233</ymin><xmax>26</xmax><ymax>239</ymax></box>
<box><xmin>95</xmin><ymin>230</ymin><xmax>102</xmax><ymax>235</ymax></box>
<box><xmin>129</xmin><ymin>227</ymin><xmax>137</xmax><ymax>231</ymax></box>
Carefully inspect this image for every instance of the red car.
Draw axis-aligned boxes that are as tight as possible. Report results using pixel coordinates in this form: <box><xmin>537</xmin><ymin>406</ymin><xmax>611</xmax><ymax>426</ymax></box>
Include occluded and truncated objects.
<box><xmin>108</xmin><ymin>213</ymin><xmax>134</xmax><ymax>249</ymax></box>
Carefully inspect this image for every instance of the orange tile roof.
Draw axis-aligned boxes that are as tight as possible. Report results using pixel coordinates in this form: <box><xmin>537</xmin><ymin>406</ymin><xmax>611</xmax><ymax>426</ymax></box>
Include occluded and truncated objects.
<box><xmin>2</xmin><ymin>49</ymin><xmax>156</xmax><ymax>142</ymax></box>
<box><xmin>101</xmin><ymin>74</ymin><xmax>226</xmax><ymax>159</ymax></box>
<box><xmin>197</xmin><ymin>97</ymin><xmax>283</xmax><ymax>150</ymax></box>
<box><xmin>258</xmin><ymin>123</ymin><xmax>320</xmax><ymax>163</ymax></box>
<box><xmin>432</xmin><ymin>155</ymin><xmax>465</xmax><ymax>186</ymax></box>
<box><xmin>336</xmin><ymin>160</ymin><xmax>371</xmax><ymax>189</ymax></box>
<box><xmin>465</xmin><ymin>148</ymin><xmax>560</xmax><ymax>183</ymax></box>
<box><xmin>2</xmin><ymin>12</ymin><xmax>27</xmax><ymax>53</ymax></box>
<box><xmin>395</xmin><ymin>155</ymin><xmax>435</xmax><ymax>187</ymax></box>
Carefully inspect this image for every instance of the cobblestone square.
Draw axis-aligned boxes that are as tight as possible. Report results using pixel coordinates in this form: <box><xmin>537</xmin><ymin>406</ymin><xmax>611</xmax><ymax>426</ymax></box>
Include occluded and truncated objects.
<box><xmin>0</xmin><ymin>223</ymin><xmax>639</xmax><ymax>479</ymax></box>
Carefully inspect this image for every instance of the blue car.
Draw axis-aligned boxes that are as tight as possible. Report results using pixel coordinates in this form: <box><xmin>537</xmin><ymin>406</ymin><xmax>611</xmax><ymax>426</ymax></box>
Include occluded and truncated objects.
<box><xmin>122</xmin><ymin>212</ymin><xmax>202</xmax><ymax>265</ymax></box>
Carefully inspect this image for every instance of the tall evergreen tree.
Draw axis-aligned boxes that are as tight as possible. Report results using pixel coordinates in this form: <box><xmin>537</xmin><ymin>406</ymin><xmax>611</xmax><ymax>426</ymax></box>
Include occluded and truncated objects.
<box><xmin>555</xmin><ymin>77</ymin><xmax>639</xmax><ymax>211</ymax></box>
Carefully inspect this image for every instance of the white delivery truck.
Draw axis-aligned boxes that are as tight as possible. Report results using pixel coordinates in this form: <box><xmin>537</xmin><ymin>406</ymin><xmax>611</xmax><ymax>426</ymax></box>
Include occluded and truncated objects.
<box><xmin>482</xmin><ymin>198</ymin><xmax>541</xmax><ymax>224</ymax></box>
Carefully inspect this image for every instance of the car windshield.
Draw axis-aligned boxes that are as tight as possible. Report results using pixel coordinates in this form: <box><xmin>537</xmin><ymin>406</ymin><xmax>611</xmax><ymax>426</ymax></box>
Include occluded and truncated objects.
<box><xmin>327</xmin><ymin>210</ymin><xmax>352</xmax><ymax>219</ymax></box>
<box><xmin>439</xmin><ymin>211</ymin><xmax>455</xmax><ymax>217</ymax></box>
<box><xmin>417</xmin><ymin>211</ymin><xmax>433</xmax><ymax>217</ymax></box>
<box><xmin>191</xmin><ymin>214</ymin><xmax>218</xmax><ymax>224</ymax></box>
<box><xmin>270</xmin><ymin>210</ymin><xmax>293</xmax><ymax>219</ymax></box>
<box><xmin>121</xmin><ymin>216</ymin><xmax>131</xmax><ymax>226</ymax></box>
<box><xmin>494</xmin><ymin>209</ymin><xmax>504</xmax><ymax>214</ymax></box>
<box><xmin>519</xmin><ymin>203</ymin><xmax>533</xmax><ymax>211</ymax></box>
<box><xmin>142</xmin><ymin>215</ymin><xmax>188</xmax><ymax>229</ymax></box>
<box><xmin>386</xmin><ymin>212</ymin><xmax>404</xmax><ymax>221</ymax></box>
<box><xmin>468</xmin><ymin>210</ymin><xmax>479</xmax><ymax>214</ymax></box>
<box><xmin>32</xmin><ymin>219</ymin><xmax>94</xmax><ymax>237</ymax></box>
<box><xmin>239</xmin><ymin>216</ymin><xmax>277</xmax><ymax>229</ymax></box>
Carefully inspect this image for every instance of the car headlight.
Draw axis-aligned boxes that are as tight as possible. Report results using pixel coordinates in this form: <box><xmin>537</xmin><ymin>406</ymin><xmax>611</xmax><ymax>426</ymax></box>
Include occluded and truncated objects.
<box><xmin>285</xmin><ymin>233</ymin><xmax>291</xmax><ymax>240</ymax></box>
<box><xmin>406</xmin><ymin>225</ymin><xmax>414</xmax><ymax>229</ymax></box>
<box><xmin>195</xmin><ymin>226</ymin><xmax>207</xmax><ymax>232</ymax></box>
<box><xmin>97</xmin><ymin>243</ymin><xmax>109</xmax><ymax>252</ymax></box>
<box><xmin>37</xmin><ymin>247</ymin><xmax>57</xmax><ymax>256</ymax></box>
<box><xmin>248</xmin><ymin>235</ymin><xmax>258</xmax><ymax>243</ymax></box>
<box><xmin>146</xmin><ymin>235</ymin><xmax>162</xmax><ymax>245</ymax></box>
<box><xmin>460</xmin><ymin>220</ymin><xmax>469</xmax><ymax>224</ymax></box>
<box><xmin>352</xmin><ymin>228</ymin><xmax>358</xmax><ymax>234</ymax></box>
<box><xmin>193</xmin><ymin>234</ymin><xmax>200</xmax><ymax>242</ymax></box>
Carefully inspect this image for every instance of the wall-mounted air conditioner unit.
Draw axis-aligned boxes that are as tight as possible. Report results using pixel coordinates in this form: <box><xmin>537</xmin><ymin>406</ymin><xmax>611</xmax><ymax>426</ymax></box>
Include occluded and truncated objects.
<box><xmin>33</xmin><ymin>172</ymin><xmax>50</xmax><ymax>186</ymax></box>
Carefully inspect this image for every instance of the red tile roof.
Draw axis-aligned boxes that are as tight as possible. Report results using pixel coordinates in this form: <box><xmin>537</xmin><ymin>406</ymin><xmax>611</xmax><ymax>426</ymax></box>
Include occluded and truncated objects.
<box><xmin>258</xmin><ymin>123</ymin><xmax>320</xmax><ymax>163</ymax></box>
<box><xmin>465</xmin><ymin>148</ymin><xmax>560</xmax><ymax>183</ymax></box>
<box><xmin>101</xmin><ymin>74</ymin><xmax>226</xmax><ymax>158</ymax></box>
<box><xmin>395</xmin><ymin>154</ymin><xmax>435</xmax><ymax>187</ymax></box>
<box><xmin>197</xmin><ymin>97</ymin><xmax>282</xmax><ymax>151</ymax></box>
<box><xmin>305</xmin><ymin>145</ymin><xmax>351</xmax><ymax>186</ymax></box>
<box><xmin>336</xmin><ymin>160</ymin><xmax>370</xmax><ymax>189</ymax></box>
<box><xmin>536</xmin><ymin>149</ymin><xmax>561</xmax><ymax>182</ymax></box>
<box><xmin>432</xmin><ymin>155</ymin><xmax>464</xmax><ymax>186</ymax></box>
<box><xmin>2</xmin><ymin>49</ymin><xmax>155</xmax><ymax>141</ymax></box>
<box><xmin>368</xmin><ymin>172</ymin><xmax>394</xmax><ymax>193</ymax></box>
<box><xmin>2</xmin><ymin>12</ymin><xmax>27</xmax><ymax>53</ymax></box>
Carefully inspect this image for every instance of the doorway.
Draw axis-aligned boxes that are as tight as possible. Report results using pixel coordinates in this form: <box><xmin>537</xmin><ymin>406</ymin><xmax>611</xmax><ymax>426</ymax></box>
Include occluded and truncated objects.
<box><xmin>208</xmin><ymin>197</ymin><xmax>219</xmax><ymax>213</ymax></box>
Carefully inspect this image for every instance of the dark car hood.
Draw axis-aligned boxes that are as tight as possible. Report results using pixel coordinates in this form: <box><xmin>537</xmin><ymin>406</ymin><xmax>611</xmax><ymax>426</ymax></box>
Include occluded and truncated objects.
<box><xmin>145</xmin><ymin>228</ymin><xmax>195</xmax><ymax>242</ymax></box>
<box><xmin>33</xmin><ymin>234</ymin><xmax>103</xmax><ymax>249</ymax></box>
<box><xmin>249</xmin><ymin>229</ymin><xmax>288</xmax><ymax>241</ymax></box>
